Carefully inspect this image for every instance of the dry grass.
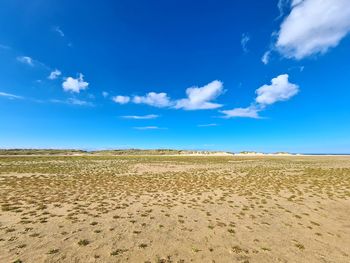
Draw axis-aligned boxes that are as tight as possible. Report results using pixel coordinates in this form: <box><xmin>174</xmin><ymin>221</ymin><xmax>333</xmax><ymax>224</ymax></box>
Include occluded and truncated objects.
<box><xmin>0</xmin><ymin>155</ymin><xmax>349</xmax><ymax>262</ymax></box>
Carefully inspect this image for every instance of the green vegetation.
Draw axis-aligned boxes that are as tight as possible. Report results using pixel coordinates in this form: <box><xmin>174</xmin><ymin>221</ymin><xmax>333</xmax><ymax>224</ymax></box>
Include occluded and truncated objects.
<box><xmin>0</xmin><ymin>148</ymin><xmax>233</xmax><ymax>156</ymax></box>
<box><xmin>0</xmin><ymin>154</ymin><xmax>349</xmax><ymax>262</ymax></box>
<box><xmin>78</xmin><ymin>239</ymin><xmax>90</xmax><ymax>246</ymax></box>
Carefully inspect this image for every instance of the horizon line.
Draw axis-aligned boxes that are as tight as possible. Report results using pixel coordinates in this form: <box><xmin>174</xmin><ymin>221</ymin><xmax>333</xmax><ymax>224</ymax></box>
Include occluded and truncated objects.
<box><xmin>0</xmin><ymin>148</ymin><xmax>349</xmax><ymax>155</ymax></box>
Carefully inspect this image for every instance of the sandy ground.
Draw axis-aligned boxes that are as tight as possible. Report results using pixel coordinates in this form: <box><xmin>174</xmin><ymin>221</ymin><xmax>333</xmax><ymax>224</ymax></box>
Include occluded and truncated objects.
<box><xmin>0</xmin><ymin>155</ymin><xmax>349</xmax><ymax>263</ymax></box>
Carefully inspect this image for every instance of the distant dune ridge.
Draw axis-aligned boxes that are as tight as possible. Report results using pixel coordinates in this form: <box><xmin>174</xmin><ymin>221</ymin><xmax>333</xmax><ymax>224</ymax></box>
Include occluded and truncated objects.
<box><xmin>0</xmin><ymin>148</ymin><xmax>298</xmax><ymax>156</ymax></box>
<box><xmin>1</xmin><ymin>148</ymin><xmax>347</xmax><ymax>156</ymax></box>
<box><xmin>0</xmin><ymin>148</ymin><xmax>232</xmax><ymax>156</ymax></box>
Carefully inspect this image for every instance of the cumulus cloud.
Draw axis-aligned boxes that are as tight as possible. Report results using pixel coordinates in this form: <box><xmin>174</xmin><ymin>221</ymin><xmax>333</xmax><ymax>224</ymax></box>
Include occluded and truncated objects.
<box><xmin>112</xmin><ymin>80</ymin><xmax>224</xmax><ymax>111</ymax></box>
<box><xmin>255</xmin><ymin>74</ymin><xmax>299</xmax><ymax>105</ymax></box>
<box><xmin>112</xmin><ymin>93</ymin><xmax>170</xmax><ymax>107</ymax></box>
<box><xmin>112</xmin><ymin>95</ymin><xmax>130</xmax><ymax>104</ymax></box>
<box><xmin>17</xmin><ymin>56</ymin><xmax>34</xmax><ymax>66</ymax></box>
<box><xmin>102</xmin><ymin>91</ymin><xmax>109</xmax><ymax>98</ymax></box>
<box><xmin>0</xmin><ymin>92</ymin><xmax>23</xmax><ymax>99</ymax></box>
<box><xmin>62</xmin><ymin>73</ymin><xmax>89</xmax><ymax>93</ymax></box>
<box><xmin>133</xmin><ymin>92</ymin><xmax>172</xmax><ymax>108</ymax></box>
<box><xmin>48</xmin><ymin>69</ymin><xmax>62</xmax><ymax>80</ymax></box>
<box><xmin>241</xmin><ymin>33</ymin><xmax>250</xmax><ymax>52</ymax></box>
<box><xmin>276</xmin><ymin>0</ymin><xmax>350</xmax><ymax>59</ymax></box>
<box><xmin>121</xmin><ymin>114</ymin><xmax>159</xmax><ymax>119</ymax></box>
<box><xmin>175</xmin><ymin>80</ymin><xmax>224</xmax><ymax>110</ymax></box>
<box><xmin>221</xmin><ymin>74</ymin><xmax>298</xmax><ymax>118</ymax></box>
<box><xmin>291</xmin><ymin>0</ymin><xmax>303</xmax><ymax>7</ymax></box>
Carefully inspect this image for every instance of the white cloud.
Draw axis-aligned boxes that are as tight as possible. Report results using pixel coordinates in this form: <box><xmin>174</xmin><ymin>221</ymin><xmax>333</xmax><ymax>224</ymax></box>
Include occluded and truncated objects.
<box><xmin>276</xmin><ymin>0</ymin><xmax>350</xmax><ymax>59</ymax></box>
<box><xmin>255</xmin><ymin>74</ymin><xmax>299</xmax><ymax>105</ymax></box>
<box><xmin>102</xmin><ymin>91</ymin><xmax>109</xmax><ymax>98</ymax></box>
<box><xmin>261</xmin><ymin>51</ymin><xmax>271</xmax><ymax>65</ymax></box>
<box><xmin>50</xmin><ymin>98</ymin><xmax>93</xmax><ymax>106</ymax></box>
<box><xmin>17</xmin><ymin>56</ymin><xmax>34</xmax><ymax>66</ymax></box>
<box><xmin>276</xmin><ymin>0</ymin><xmax>289</xmax><ymax>20</ymax></box>
<box><xmin>121</xmin><ymin>114</ymin><xmax>159</xmax><ymax>119</ymax></box>
<box><xmin>197</xmin><ymin>123</ymin><xmax>218</xmax><ymax>127</ymax></box>
<box><xmin>112</xmin><ymin>95</ymin><xmax>130</xmax><ymax>104</ymax></box>
<box><xmin>175</xmin><ymin>80</ymin><xmax>224</xmax><ymax>110</ymax></box>
<box><xmin>0</xmin><ymin>44</ymin><xmax>11</xmax><ymax>50</ymax></box>
<box><xmin>48</xmin><ymin>69</ymin><xmax>62</xmax><ymax>80</ymax></box>
<box><xmin>221</xmin><ymin>106</ymin><xmax>260</xmax><ymax>119</ymax></box>
<box><xmin>134</xmin><ymin>126</ymin><xmax>165</xmax><ymax>130</ymax></box>
<box><xmin>112</xmin><ymin>80</ymin><xmax>224</xmax><ymax>111</ymax></box>
<box><xmin>54</xmin><ymin>26</ymin><xmax>65</xmax><ymax>37</ymax></box>
<box><xmin>291</xmin><ymin>0</ymin><xmax>303</xmax><ymax>7</ymax></box>
<box><xmin>133</xmin><ymin>92</ymin><xmax>172</xmax><ymax>108</ymax></box>
<box><xmin>0</xmin><ymin>92</ymin><xmax>23</xmax><ymax>99</ymax></box>
<box><xmin>62</xmin><ymin>73</ymin><xmax>89</xmax><ymax>93</ymax></box>
<box><xmin>221</xmin><ymin>74</ymin><xmax>299</xmax><ymax>119</ymax></box>
<box><xmin>17</xmin><ymin>56</ymin><xmax>50</xmax><ymax>69</ymax></box>
<box><xmin>241</xmin><ymin>33</ymin><xmax>250</xmax><ymax>52</ymax></box>
<box><xmin>67</xmin><ymin>98</ymin><xmax>92</xmax><ymax>106</ymax></box>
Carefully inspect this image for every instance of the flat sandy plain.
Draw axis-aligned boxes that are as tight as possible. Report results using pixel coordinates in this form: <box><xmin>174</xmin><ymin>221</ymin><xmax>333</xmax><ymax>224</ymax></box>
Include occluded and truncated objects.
<box><xmin>0</xmin><ymin>155</ymin><xmax>349</xmax><ymax>263</ymax></box>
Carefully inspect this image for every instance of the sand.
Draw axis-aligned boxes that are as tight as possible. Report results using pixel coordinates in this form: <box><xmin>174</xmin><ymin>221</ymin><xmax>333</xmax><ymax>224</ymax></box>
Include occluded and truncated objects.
<box><xmin>0</xmin><ymin>155</ymin><xmax>349</xmax><ymax>262</ymax></box>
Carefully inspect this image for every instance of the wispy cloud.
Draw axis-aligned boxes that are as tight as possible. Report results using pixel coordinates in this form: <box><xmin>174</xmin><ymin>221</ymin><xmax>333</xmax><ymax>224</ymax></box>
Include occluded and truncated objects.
<box><xmin>54</xmin><ymin>26</ymin><xmax>65</xmax><ymax>37</ymax></box>
<box><xmin>121</xmin><ymin>114</ymin><xmax>159</xmax><ymax>120</ymax></box>
<box><xmin>221</xmin><ymin>74</ymin><xmax>299</xmax><ymax>118</ymax></box>
<box><xmin>62</xmin><ymin>73</ymin><xmax>89</xmax><ymax>93</ymax></box>
<box><xmin>0</xmin><ymin>92</ymin><xmax>93</xmax><ymax>106</ymax></box>
<box><xmin>261</xmin><ymin>51</ymin><xmax>271</xmax><ymax>65</ymax></box>
<box><xmin>197</xmin><ymin>123</ymin><xmax>218</xmax><ymax>127</ymax></box>
<box><xmin>241</xmin><ymin>33</ymin><xmax>250</xmax><ymax>52</ymax></box>
<box><xmin>50</xmin><ymin>98</ymin><xmax>93</xmax><ymax>106</ymax></box>
<box><xmin>221</xmin><ymin>106</ymin><xmax>261</xmax><ymax>119</ymax></box>
<box><xmin>276</xmin><ymin>0</ymin><xmax>289</xmax><ymax>20</ymax></box>
<box><xmin>0</xmin><ymin>92</ymin><xmax>23</xmax><ymax>99</ymax></box>
<box><xmin>16</xmin><ymin>55</ymin><xmax>51</xmax><ymax>71</ymax></box>
<box><xmin>48</xmin><ymin>69</ymin><xmax>62</xmax><ymax>80</ymax></box>
<box><xmin>133</xmin><ymin>126</ymin><xmax>166</xmax><ymax>130</ymax></box>
<box><xmin>17</xmin><ymin>56</ymin><xmax>34</xmax><ymax>66</ymax></box>
<box><xmin>0</xmin><ymin>44</ymin><xmax>11</xmax><ymax>50</ymax></box>
<box><xmin>67</xmin><ymin>98</ymin><xmax>93</xmax><ymax>106</ymax></box>
<box><xmin>102</xmin><ymin>91</ymin><xmax>109</xmax><ymax>98</ymax></box>
<box><xmin>53</xmin><ymin>26</ymin><xmax>73</xmax><ymax>48</ymax></box>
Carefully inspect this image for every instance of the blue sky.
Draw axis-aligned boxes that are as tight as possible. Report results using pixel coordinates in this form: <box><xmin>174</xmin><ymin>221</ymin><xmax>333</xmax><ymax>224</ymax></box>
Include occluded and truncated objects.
<box><xmin>0</xmin><ymin>0</ymin><xmax>350</xmax><ymax>153</ymax></box>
